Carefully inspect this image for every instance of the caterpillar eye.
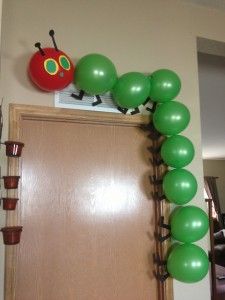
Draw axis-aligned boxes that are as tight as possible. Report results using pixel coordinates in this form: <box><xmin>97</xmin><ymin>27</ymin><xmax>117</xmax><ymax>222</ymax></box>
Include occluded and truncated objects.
<box><xmin>44</xmin><ymin>58</ymin><xmax>59</xmax><ymax>75</ymax></box>
<box><xmin>59</xmin><ymin>55</ymin><xmax>70</xmax><ymax>71</ymax></box>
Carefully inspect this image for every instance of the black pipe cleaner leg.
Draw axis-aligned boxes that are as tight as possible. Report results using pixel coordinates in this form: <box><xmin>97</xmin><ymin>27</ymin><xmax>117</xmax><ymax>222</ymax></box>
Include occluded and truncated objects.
<box><xmin>149</xmin><ymin>175</ymin><xmax>163</xmax><ymax>185</ymax></box>
<box><xmin>153</xmin><ymin>254</ymin><xmax>169</xmax><ymax>282</ymax></box>
<box><xmin>150</xmin><ymin>158</ymin><xmax>164</xmax><ymax>167</ymax></box>
<box><xmin>131</xmin><ymin>107</ymin><xmax>140</xmax><ymax>115</ymax></box>
<box><xmin>153</xmin><ymin>270</ymin><xmax>170</xmax><ymax>282</ymax></box>
<box><xmin>117</xmin><ymin>107</ymin><xmax>128</xmax><ymax>114</ymax></box>
<box><xmin>147</xmin><ymin>146</ymin><xmax>161</xmax><ymax>154</ymax></box>
<box><xmin>71</xmin><ymin>90</ymin><xmax>85</xmax><ymax>100</ymax></box>
<box><xmin>151</xmin><ymin>192</ymin><xmax>166</xmax><ymax>202</ymax></box>
<box><xmin>153</xmin><ymin>253</ymin><xmax>167</xmax><ymax>266</ymax></box>
<box><xmin>159</xmin><ymin>216</ymin><xmax>171</xmax><ymax>230</ymax></box>
<box><xmin>92</xmin><ymin>95</ymin><xmax>102</xmax><ymax>106</ymax></box>
<box><xmin>155</xmin><ymin>231</ymin><xmax>171</xmax><ymax>243</ymax></box>
<box><xmin>147</xmin><ymin>126</ymin><xmax>161</xmax><ymax>140</ymax></box>
<box><xmin>143</xmin><ymin>97</ymin><xmax>150</xmax><ymax>106</ymax></box>
<box><xmin>146</xmin><ymin>101</ymin><xmax>157</xmax><ymax>113</ymax></box>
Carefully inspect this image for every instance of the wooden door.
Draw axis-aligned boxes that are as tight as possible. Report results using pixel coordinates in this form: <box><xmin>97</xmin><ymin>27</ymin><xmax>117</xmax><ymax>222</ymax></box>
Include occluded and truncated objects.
<box><xmin>5</xmin><ymin>105</ymin><xmax>170</xmax><ymax>300</ymax></box>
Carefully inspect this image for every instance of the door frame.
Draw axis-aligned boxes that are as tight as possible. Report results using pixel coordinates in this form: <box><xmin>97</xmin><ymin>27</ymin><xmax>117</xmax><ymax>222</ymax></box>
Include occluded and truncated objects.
<box><xmin>5</xmin><ymin>104</ymin><xmax>173</xmax><ymax>300</ymax></box>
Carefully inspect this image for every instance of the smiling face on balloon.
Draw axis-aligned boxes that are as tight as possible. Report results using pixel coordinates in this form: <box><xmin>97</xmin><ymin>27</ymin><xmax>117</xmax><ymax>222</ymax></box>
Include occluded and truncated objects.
<box><xmin>28</xmin><ymin>30</ymin><xmax>74</xmax><ymax>92</ymax></box>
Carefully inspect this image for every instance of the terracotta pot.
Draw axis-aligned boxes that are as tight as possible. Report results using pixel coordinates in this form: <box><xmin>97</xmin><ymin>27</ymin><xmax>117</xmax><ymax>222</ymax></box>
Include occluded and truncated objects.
<box><xmin>2</xmin><ymin>198</ymin><xmax>19</xmax><ymax>210</ymax></box>
<box><xmin>4</xmin><ymin>141</ymin><xmax>24</xmax><ymax>157</ymax></box>
<box><xmin>3</xmin><ymin>176</ymin><xmax>20</xmax><ymax>189</ymax></box>
<box><xmin>1</xmin><ymin>226</ymin><xmax>23</xmax><ymax>245</ymax></box>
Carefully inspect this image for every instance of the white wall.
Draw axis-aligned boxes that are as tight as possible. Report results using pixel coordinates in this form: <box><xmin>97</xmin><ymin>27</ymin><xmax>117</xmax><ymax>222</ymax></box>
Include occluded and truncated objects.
<box><xmin>2</xmin><ymin>0</ymin><xmax>225</xmax><ymax>299</ymax></box>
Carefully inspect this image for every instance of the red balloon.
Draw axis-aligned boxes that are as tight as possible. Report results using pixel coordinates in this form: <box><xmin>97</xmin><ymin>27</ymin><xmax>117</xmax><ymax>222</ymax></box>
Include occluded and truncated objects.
<box><xmin>29</xmin><ymin>47</ymin><xmax>74</xmax><ymax>92</ymax></box>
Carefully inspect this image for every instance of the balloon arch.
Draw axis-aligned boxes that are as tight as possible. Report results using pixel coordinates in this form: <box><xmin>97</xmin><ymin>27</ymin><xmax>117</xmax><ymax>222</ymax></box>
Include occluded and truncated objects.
<box><xmin>28</xmin><ymin>30</ymin><xmax>209</xmax><ymax>283</ymax></box>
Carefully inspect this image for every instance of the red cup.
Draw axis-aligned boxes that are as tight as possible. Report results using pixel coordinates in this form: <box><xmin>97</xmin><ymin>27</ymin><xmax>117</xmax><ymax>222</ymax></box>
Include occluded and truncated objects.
<box><xmin>4</xmin><ymin>141</ymin><xmax>24</xmax><ymax>157</ymax></box>
<box><xmin>2</xmin><ymin>198</ymin><xmax>19</xmax><ymax>210</ymax></box>
<box><xmin>3</xmin><ymin>176</ymin><xmax>20</xmax><ymax>189</ymax></box>
<box><xmin>1</xmin><ymin>226</ymin><xmax>23</xmax><ymax>245</ymax></box>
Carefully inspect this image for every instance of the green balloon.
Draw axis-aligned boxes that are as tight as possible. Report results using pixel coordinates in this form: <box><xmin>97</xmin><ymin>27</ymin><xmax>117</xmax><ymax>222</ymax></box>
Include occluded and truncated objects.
<box><xmin>112</xmin><ymin>72</ymin><xmax>151</xmax><ymax>108</ymax></box>
<box><xmin>167</xmin><ymin>242</ymin><xmax>180</xmax><ymax>258</ymax></box>
<box><xmin>170</xmin><ymin>206</ymin><xmax>209</xmax><ymax>243</ymax></box>
<box><xmin>153</xmin><ymin>101</ymin><xmax>190</xmax><ymax>135</ymax></box>
<box><xmin>149</xmin><ymin>69</ymin><xmax>181</xmax><ymax>102</ymax></box>
<box><xmin>74</xmin><ymin>53</ymin><xmax>117</xmax><ymax>95</ymax></box>
<box><xmin>163</xmin><ymin>169</ymin><xmax>197</xmax><ymax>204</ymax></box>
<box><xmin>167</xmin><ymin>244</ymin><xmax>209</xmax><ymax>283</ymax></box>
<box><xmin>161</xmin><ymin>135</ymin><xmax>195</xmax><ymax>168</ymax></box>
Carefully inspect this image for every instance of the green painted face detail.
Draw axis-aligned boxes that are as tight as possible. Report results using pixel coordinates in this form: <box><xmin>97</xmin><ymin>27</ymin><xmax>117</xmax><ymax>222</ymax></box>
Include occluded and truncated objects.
<box><xmin>44</xmin><ymin>59</ymin><xmax>58</xmax><ymax>75</ymax></box>
<box><xmin>59</xmin><ymin>55</ymin><xmax>70</xmax><ymax>70</ymax></box>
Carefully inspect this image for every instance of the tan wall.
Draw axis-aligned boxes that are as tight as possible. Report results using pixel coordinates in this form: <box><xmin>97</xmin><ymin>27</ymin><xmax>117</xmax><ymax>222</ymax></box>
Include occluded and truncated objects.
<box><xmin>2</xmin><ymin>0</ymin><xmax>225</xmax><ymax>299</ymax></box>
<box><xmin>0</xmin><ymin>1</ymin><xmax>3</xmax><ymax>299</ymax></box>
<box><xmin>203</xmin><ymin>160</ymin><xmax>225</xmax><ymax>213</ymax></box>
